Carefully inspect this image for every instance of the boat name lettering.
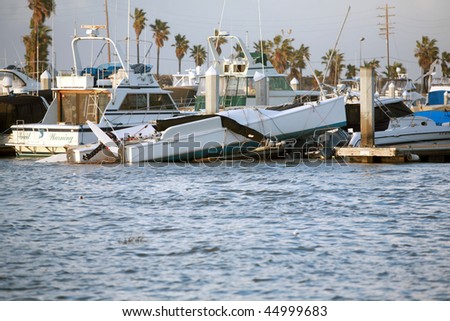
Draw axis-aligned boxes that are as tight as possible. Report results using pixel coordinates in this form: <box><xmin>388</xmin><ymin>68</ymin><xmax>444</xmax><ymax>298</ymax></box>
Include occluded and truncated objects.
<box><xmin>49</xmin><ymin>133</ymin><xmax>74</xmax><ymax>143</ymax></box>
<box><xmin>15</xmin><ymin>132</ymin><xmax>31</xmax><ymax>140</ymax></box>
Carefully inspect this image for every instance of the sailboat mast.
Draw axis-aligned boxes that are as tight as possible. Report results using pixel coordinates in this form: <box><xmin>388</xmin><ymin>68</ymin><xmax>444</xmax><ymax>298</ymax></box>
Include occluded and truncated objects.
<box><xmin>127</xmin><ymin>0</ymin><xmax>130</xmax><ymax>72</ymax></box>
<box><xmin>104</xmin><ymin>0</ymin><xmax>111</xmax><ymax>63</ymax></box>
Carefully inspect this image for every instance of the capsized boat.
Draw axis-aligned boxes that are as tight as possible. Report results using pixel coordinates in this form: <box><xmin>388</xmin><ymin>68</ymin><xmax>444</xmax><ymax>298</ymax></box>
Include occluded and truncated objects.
<box><xmin>6</xmin><ymin>25</ymin><xmax>181</xmax><ymax>156</ymax></box>
<box><xmin>66</xmin><ymin>95</ymin><xmax>346</xmax><ymax>164</ymax></box>
<box><xmin>67</xmin><ymin>116</ymin><xmax>270</xmax><ymax>164</ymax></box>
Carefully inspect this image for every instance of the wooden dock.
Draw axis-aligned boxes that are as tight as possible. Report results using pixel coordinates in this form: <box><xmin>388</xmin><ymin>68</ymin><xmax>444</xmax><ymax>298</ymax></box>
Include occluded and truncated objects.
<box><xmin>336</xmin><ymin>144</ymin><xmax>450</xmax><ymax>163</ymax></box>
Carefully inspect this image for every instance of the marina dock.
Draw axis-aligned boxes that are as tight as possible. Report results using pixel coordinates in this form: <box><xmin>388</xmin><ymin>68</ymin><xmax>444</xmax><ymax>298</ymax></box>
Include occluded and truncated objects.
<box><xmin>336</xmin><ymin>144</ymin><xmax>450</xmax><ymax>163</ymax></box>
<box><xmin>337</xmin><ymin>67</ymin><xmax>450</xmax><ymax>163</ymax></box>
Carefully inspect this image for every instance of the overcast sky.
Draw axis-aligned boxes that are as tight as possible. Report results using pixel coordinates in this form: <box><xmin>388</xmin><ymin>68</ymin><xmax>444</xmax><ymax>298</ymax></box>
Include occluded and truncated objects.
<box><xmin>1</xmin><ymin>0</ymin><xmax>449</xmax><ymax>80</ymax></box>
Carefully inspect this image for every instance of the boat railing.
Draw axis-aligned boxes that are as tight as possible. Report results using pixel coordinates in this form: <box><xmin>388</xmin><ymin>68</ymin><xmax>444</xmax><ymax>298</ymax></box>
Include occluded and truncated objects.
<box><xmin>13</xmin><ymin>120</ymin><xmax>26</xmax><ymax>144</ymax></box>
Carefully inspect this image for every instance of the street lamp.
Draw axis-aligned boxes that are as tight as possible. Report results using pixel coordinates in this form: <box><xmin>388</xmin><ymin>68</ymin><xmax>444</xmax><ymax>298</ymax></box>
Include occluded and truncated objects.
<box><xmin>359</xmin><ymin>37</ymin><xmax>365</xmax><ymax>68</ymax></box>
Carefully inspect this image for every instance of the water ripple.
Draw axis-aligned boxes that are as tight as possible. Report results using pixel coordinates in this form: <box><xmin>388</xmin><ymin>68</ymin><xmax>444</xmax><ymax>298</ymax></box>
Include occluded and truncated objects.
<box><xmin>0</xmin><ymin>159</ymin><xmax>449</xmax><ymax>300</ymax></box>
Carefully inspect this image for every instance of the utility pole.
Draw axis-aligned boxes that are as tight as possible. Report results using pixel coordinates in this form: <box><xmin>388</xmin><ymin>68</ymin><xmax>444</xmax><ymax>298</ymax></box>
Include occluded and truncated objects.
<box><xmin>378</xmin><ymin>4</ymin><xmax>395</xmax><ymax>78</ymax></box>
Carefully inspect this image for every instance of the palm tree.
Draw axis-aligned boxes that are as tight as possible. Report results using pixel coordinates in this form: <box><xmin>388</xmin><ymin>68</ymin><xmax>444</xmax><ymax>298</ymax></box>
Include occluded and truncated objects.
<box><xmin>253</xmin><ymin>40</ymin><xmax>270</xmax><ymax>55</ymax></box>
<box><xmin>26</xmin><ymin>0</ymin><xmax>55</xmax><ymax>78</ymax></box>
<box><xmin>414</xmin><ymin>36</ymin><xmax>439</xmax><ymax>93</ymax></box>
<box><xmin>362</xmin><ymin>59</ymin><xmax>381</xmax><ymax>90</ymax></box>
<box><xmin>23</xmin><ymin>24</ymin><xmax>52</xmax><ymax>75</ymax></box>
<box><xmin>313</xmin><ymin>70</ymin><xmax>323</xmax><ymax>88</ymax></box>
<box><xmin>253</xmin><ymin>40</ymin><xmax>270</xmax><ymax>65</ymax></box>
<box><xmin>172</xmin><ymin>34</ymin><xmax>190</xmax><ymax>73</ymax></box>
<box><xmin>150</xmin><ymin>19</ymin><xmax>171</xmax><ymax>78</ymax></box>
<box><xmin>268</xmin><ymin>33</ymin><xmax>294</xmax><ymax>74</ymax></box>
<box><xmin>212</xmin><ymin>29</ymin><xmax>228</xmax><ymax>56</ymax></box>
<box><xmin>363</xmin><ymin>59</ymin><xmax>381</xmax><ymax>72</ymax></box>
<box><xmin>233</xmin><ymin>43</ymin><xmax>243</xmax><ymax>57</ymax></box>
<box><xmin>288</xmin><ymin>49</ymin><xmax>302</xmax><ymax>85</ymax></box>
<box><xmin>442</xmin><ymin>51</ymin><xmax>450</xmax><ymax>78</ymax></box>
<box><xmin>288</xmin><ymin>44</ymin><xmax>310</xmax><ymax>87</ymax></box>
<box><xmin>321</xmin><ymin>49</ymin><xmax>345</xmax><ymax>86</ymax></box>
<box><xmin>382</xmin><ymin>62</ymin><xmax>406</xmax><ymax>79</ymax></box>
<box><xmin>190</xmin><ymin>45</ymin><xmax>207</xmax><ymax>67</ymax></box>
<box><xmin>131</xmin><ymin>8</ymin><xmax>147</xmax><ymax>64</ymax></box>
<box><xmin>345</xmin><ymin>64</ymin><xmax>357</xmax><ymax>79</ymax></box>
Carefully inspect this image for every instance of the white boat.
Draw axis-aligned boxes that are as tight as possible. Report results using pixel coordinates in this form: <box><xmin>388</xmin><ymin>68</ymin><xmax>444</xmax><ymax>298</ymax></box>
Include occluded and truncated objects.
<box><xmin>407</xmin><ymin>59</ymin><xmax>450</xmax><ymax>128</ymax></box>
<box><xmin>412</xmin><ymin>59</ymin><xmax>450</xmax><ymax>112</ymax></box>
<box><xmin>67</xmin><ymin>95</ymin><xmax>346</xmax><ymax>164</ymax></box>
<box><xmin>194</xmin><ymin>34</ymin><xmax>320</xmax><ymax>111</ymax></box>
<box><xmin>0</xmin><ymin>66</ymin><xmax>47</xmax><ymax>96</ymax></box>
<box><xmin>348</xmin><ymin>115</ymin><xmax>450</xmax><ymax>147</ymax></box>
<box><xmin>164</xmin><ymin>68</ymin><xmax>200</xmax><ymax>109</ymax></box>
<box><xmin>6</xmin><ymin>25</ymin><xmax>181</xmax><ymax>156</ymax></box>
<box><xmin>379</xmin><ymin>74</ymin><xmax>425</xmax><ymax>108</ymax></box>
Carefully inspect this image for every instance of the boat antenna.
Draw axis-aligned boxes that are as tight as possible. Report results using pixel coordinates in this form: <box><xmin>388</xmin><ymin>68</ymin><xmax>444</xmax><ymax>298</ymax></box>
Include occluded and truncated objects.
<box><xmin>13</xmin><ymin>44</ymin><xmax>24</xmax><ymax>69</ymax></box>
<box><xmin>51</xmin><ymin>14</ymin><xmax>55</xmax><ymax>87</ymax></box>
<box><xmin>258</xmin><ymin>0</ymin><xmax>265</xmax><ymax>75</ymax></box>
<box><xmin>215</xmin><ymin>0</ymin><xmax>227</xmax><ymax>52</ymax></box>
<box><xmin>322</xmin><ymin>6</ymin><xmax>351</xmax><ymax>85</ymax></box>
<box><xmin>218</xmin><ymin>0</ymin><xmax>226</xmax><ymax>33</ymax></box>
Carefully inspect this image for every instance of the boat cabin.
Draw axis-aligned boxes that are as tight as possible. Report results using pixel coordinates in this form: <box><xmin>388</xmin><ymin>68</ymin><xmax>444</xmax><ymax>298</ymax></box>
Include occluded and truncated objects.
<box><xmin>54</xmin><ymin>90</ymin><xmax>178</xmax><ymax>125</ymax></box>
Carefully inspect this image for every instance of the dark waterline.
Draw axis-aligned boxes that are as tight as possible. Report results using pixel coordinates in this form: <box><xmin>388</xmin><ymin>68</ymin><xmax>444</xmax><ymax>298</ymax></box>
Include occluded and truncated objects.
<box><xmin>1</xmin><ymin>158</ymin><xmax>449</xmax><ymax>300</ymax></box>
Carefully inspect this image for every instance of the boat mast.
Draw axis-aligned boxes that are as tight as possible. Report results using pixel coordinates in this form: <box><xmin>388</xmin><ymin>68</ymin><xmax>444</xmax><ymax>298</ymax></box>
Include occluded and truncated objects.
<box><xmin>126</xmin><ymin>0</ymin><xmax>131</xmax><ymax>73</ymax></box>
<box><xmin>257</xmin><ymin>0</ymin><xmax>265</xmax><ymax>75</ymax></box>
<box><xmin>322</xmin><ymin>6</ymin><xmax>351</xmax><ymax>85</ymax></box>
<box><xmin>105</xmin><ymin>0</ymin><xmax>111</xmax><ymax>63</ymax></box>
<box><xmin>36</xmin><ymin>24</ymin><xmax>39</xmax><ymax>81</ymax></box>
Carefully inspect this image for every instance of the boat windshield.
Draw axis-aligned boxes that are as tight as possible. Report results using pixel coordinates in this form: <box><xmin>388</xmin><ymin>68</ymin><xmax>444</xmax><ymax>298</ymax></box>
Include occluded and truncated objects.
<box><xmin>197</xmin><ymin>76</ymin><xmax>255</xmax><ymax>97</ymax></box>
<box><xmin>119</xmin><ymin>93</ymin><xmax>177</xmax><ymax>111</ymax></box>
<box><xmin>268</xmin><ymin>77</ymin><xmax>292</xmax><ymax>91</ymax></box>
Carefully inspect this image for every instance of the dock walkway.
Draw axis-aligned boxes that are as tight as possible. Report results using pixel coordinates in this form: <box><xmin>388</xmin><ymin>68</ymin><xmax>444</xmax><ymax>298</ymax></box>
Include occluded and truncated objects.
<box><xmin>336</xmin><ymin>144</ymin><xmax>450</xmax><ymax>163</ymax></box>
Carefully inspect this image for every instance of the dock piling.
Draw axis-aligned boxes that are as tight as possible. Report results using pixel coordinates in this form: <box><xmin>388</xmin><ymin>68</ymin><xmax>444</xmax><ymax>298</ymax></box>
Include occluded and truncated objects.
<box><xmin>360</xmin><ymin>67</ymin><xmax>375</xmax><ymax>148</ymax></box>
<box><xmin>205</xmin><ymin>66</ymin><xmax>219</xmax><ymax>114</ymax></box>
<box><xmin>254</xmin><ymin>71</ymin><xmax>268</xmax><ymax>106</ymax></box>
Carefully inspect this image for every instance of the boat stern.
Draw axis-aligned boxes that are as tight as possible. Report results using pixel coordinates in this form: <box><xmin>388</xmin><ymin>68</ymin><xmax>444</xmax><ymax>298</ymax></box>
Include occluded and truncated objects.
<box><xmin>6</xmin><ymin>124</ymin><xmax>95</xmax><ymax>156</ymax></box>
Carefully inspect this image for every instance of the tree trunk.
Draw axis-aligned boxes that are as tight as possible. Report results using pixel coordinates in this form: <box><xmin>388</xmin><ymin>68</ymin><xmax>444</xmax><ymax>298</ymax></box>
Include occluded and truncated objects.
<box><xmin>136</xmin><ymin>38</ymin><xmax>140</xmax><ymax>64</ymax></box>
<box><xmin>156</xmin><ymin>47</ymin><xmax>160</xmax><ymax>78</ymax></box>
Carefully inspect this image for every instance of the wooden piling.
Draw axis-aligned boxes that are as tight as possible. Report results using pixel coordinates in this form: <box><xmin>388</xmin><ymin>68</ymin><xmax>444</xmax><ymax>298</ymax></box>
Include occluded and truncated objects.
<box><xmin>358</xmin><ymin>67</ymin><xmax>375</xmax><ymax>162</ymax></box>
<box><xmin>205</xmin><ymin>66</ymin><xmax>219</xmax><ymax>114</ymax></box>
<box><xmin>360</xmin><ymin>67</ymin><xmax>375</xmax><ymax>148</ymax></box>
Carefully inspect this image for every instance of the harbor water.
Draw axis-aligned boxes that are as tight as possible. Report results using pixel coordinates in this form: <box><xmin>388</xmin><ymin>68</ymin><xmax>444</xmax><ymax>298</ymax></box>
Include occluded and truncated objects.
<box><xmin>0</xmin><ymin>157</ymin><xmax>449</xmax><ymax>300</ymax></box>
